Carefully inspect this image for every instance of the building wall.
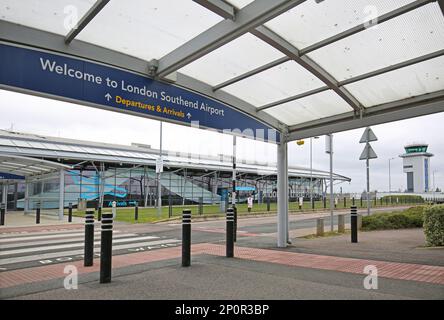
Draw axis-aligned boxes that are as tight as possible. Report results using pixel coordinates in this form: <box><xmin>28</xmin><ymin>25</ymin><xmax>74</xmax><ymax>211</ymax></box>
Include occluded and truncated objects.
<box><xmin>403</xmin><ymin>156</ymin><xmax>431</xmax><ymax>193</ymax></box>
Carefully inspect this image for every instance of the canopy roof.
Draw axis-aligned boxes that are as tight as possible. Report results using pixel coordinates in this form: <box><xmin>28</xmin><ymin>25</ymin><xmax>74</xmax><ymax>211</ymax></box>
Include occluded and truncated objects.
<box><xmin>0</xmin><ymin>154</ymin><xmax>71</xmax><ymax>178</ymax></box>
<box><xmin>0</xmin><ymin>0</ymin><xmax>443</xmax><ymax>141</ymax></box>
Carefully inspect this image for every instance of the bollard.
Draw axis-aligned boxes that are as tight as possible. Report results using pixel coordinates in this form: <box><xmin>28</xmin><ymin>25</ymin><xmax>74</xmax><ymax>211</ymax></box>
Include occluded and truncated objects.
<box><xmin>316</xmin><ymin>218</ymin><xmax>324</xmax><ymax>236</ymax></box>
<box><xmin>233</xmin><ymin>206</ymin><xmax>238</xmax><ymax>242</ymax></box>
<box><xmin>198</xmin><ymin>197</ymin><xmax>203</xmax><ymax>215</ymax></box>
<box><xmin>374</xmin><ymin>197</ymin><xmax>377</xmax><ymax>206</ymax></box>
<box><xmin>311</xmin><ymin>199</ymin><xmax>315</xmax><ymax>210</ymax></box>
<box><xmin>360</xmin><ymin>198</ymin><xmax>363</xmax><ymax>207</ymax></box>
<box><xmin>343</xmin><ymin>197</ymin><xmax>346</xmax><ymax>208</ymax></box>
<box><xmin>68</xmin><ymin>202</ymin><xmax>73</xmax><ymax>223</ymax></box>
<box><xmin>352</xmin><ymin>197</ymin><xmax>355</xmax><ymax>205</ymax></box>
<box><xmin>84</xmin><ymin>210</ymin><xmax>95</xmax><ymax>267</ymax></box>
<box><xmin>98</xmin><ymin>206</ymin><xmax>102</xmax><ymax>221</ymax></box>
<box><xmin>134</xmin><ymin>203</ymin><xmax>139</xmax><ymax>221</ymax></box>
<box><xmin>36</xmin><ymin>204</ymin><xmax>41</xmax><ymax>224</ymax></box>
<box><xmin>266</xmin><ymin>196</ymin><xmax>270</xmax><ymax>211</ymax></box>
<box><xmin>323</xmin><ymin>197</ymin><xmax>326</xmax><ymax>209</ymax></box>
<box><xmin>338</xmin><ymin>214</ymin><xmax>345</xmax><ymax>233</ymax></box>
<box><xmin>182</xmin><ymin>209</ymin><xmax>191</xmax><ymax>267</ymax></box>
<box><xmin>380</xmin><ymin>198</ymin><xmax>383</xmax><ymax>206</ymax></box>
<box><xmin>100</xmin><ymin>212</ymin><xmax>113</xmax><ymax>283</ymax></box>
<box><xmin>226</xmin><ymin>208</ymin><xmax>234</xmax><ymax>258</ymax></box>
<box><xmin>351</xmin><ymin>206</ymin><xmax>358</xmax><ymax>243</ymax></box>
<box><xmin>358</xmin><ymin>214</ymin><xmax>362</xmax><ymax>230</ymax></box>
<box><xmin>0</xmin><ymin>203</ymin><xmax>5</xmax><ymax>226</ymax></box>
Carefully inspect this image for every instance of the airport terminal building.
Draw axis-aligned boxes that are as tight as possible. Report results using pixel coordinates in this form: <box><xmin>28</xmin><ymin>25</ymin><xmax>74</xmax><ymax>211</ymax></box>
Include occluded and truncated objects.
<box><xmin>0</xmin><ymin>130</ymin><xmax>350</xmax><ymax>214</ymax></box>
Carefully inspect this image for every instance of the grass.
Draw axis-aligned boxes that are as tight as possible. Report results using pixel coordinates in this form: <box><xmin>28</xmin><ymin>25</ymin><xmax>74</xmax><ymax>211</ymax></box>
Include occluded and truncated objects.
<box><xmin>301</xmin><ymin>230</ymin><xmax>350</xmax><ymax>239</ymax></box>
<box><xmin>67</xmin><ymin>199</ymin><xmax>424</xmax><ymax>224</ymax></box>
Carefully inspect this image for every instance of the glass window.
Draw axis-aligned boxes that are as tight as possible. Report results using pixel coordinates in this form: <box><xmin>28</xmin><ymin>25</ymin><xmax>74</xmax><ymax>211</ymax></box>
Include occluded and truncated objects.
<box><xmin>344</xmin><ymin>56</ymin><xmax>444</xmax><ymax>107</ymax></box>
<box><xmin>76</xmin><ymin>0</ymin><xmax>223</xmax><ymax>61</ymax></box>
<box><xmin>179</xmin><ymin>33</ymin><xmax>285</xmax><ymax>86</ymax></box>
<box><xmin>222</xmin><ymin>60</ymin><xmax>325</xmax><ymax>107</ymax></box>
<box><xmin>264</xmin><ymin>0</ymin><xmax>415</xmax><ymax>50</ymax></box>
<box><xmin>0</xmin><ymin>0</ymin><xmax>95</xmax><ymax>36</ymax></box>
<box><xmin>264</xmin><ymin>90</ymin><xmax>353</xmax><ymax>126</ymax></box>
<box><xmin>307</xmin><ymin>3</ymin><xmax>444</xmax><ymax>81</ymax></box>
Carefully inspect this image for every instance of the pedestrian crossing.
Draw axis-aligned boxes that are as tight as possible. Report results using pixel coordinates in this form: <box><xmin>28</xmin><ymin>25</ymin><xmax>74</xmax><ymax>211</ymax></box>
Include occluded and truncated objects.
<box><xmin>0</xmin><ymin>228</ymin><xmax>181</xmax><ymax>271</ymax></box>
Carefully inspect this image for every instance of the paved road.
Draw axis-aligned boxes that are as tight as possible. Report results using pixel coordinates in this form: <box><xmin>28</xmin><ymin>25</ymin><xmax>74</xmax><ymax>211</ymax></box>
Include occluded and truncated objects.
<box><xmin>0</xmin><ymin>206</ymin><xmax>410</xmax><ymax>272</ymax></box>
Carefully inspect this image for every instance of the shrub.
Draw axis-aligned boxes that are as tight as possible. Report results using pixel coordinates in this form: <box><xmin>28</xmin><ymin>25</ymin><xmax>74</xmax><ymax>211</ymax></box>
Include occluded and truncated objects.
<box><xmin>362</xmin><ymin>206</ymin><xmax>424</xmax><ymax>231</ymax></box>
<box><xmin>380</xmin><ymin>195</ymin><xmax>424</xmax><ymax>204</ymax></box>
<box><xmin>423</xmin><ymin>205</ymin><xmax>444</xmax><ymax>246</ymax></box>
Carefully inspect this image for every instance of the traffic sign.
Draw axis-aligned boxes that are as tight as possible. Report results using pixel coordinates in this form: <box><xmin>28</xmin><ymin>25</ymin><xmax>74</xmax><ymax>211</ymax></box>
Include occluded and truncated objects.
<box><xmin>156</xmin><ymin>159</ymin><xmax>164</xmax><ymax>173</ymax></box>
<box><xmin>359</xmin><ymin>127</ymin><xmax>378</xmax><ymax>143</ymax></box>
<box><xmin>0</xmin><ymin>43</ymin><xmax>278</xmax><ymax>143</ymax></box>
<box><xmin>359</xmin><ymin>143</ymin><xmax>378</xmax><ymax>160</ymax></box>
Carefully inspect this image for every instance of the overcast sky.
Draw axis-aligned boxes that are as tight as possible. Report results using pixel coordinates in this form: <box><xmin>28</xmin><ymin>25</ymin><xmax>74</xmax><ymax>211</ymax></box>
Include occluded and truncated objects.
<box><xmin>0</xmin><ymin>89</ymin><xmax>442</xmax><ymax>193</ymax></box>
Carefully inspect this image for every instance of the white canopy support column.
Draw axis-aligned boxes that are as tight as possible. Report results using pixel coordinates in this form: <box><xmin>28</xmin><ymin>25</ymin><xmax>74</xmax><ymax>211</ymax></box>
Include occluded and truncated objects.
<box><xmin>58</xmin><ymin>169</ymin><xmax>65</xmax><ymax>220</ymax></box>
<box><xmin>277</xmin><ymin>137</ymin><xmax>288</xmax><ymax>248</ymax></box>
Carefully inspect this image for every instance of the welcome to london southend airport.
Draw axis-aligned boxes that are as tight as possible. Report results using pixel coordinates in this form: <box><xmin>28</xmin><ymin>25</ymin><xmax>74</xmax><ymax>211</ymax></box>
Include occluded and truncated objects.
<box><xmin>39</xmin><ymin>57</ymin><xmax>226</xmax><ymax>119</ymax></box>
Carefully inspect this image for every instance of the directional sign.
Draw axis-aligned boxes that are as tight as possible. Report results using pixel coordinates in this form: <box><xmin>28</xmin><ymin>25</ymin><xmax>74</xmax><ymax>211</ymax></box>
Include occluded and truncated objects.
<box><xmin>0</xmin><ymin>43</ymin><xmax>279</xmax><ymax>143</ymax></box>
<box><xmin>359</xmin><ymin>143</ymin><xmax>378</xmax><ymax>160</ymax></box>
<box><xmin>359</xmin><ymin>127</ymin><xmax>378</xmax><ymax>143</ymax></box>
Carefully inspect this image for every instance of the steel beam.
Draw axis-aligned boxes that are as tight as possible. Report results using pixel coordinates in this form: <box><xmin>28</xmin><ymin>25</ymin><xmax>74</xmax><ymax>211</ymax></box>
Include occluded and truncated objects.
<box><xmin>251</xmin><ymin>26</ymin><xmax>362</xmax><ymax>112</ymax></box>
<box><xmin>65</xmin><ymin>0</ymin><xmax>110</xmax><ymax>44</ymax></box>
<box><xmin>156</xmin><ymin>0</ymin><xmax>307</xmax><ymax>77</ymax></box>
<box><xmin>212</xmin><ymin>0</ymin><xmax>433</xmax><ymax>91</ymax></box>
<box><xmin>287</xmin><ymin>91</ymin><xmax>444</xmax><ymax>141</ymax></box>
<box><xmin>193</xmin><ymin>0</ymin><xmax>236</xmax><ymax>20</ymax></box>
<box><xmin>0</xmin><ymin>21</ymin><xmax>280</xmax><ymax>131</ymax></box>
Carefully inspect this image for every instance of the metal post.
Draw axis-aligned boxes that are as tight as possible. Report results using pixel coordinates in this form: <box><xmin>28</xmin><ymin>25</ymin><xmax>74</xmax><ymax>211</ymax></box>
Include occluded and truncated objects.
<box><xmin>1</xmin><ymin>184</ymin><xmax>7</xmax><ymax>216</ymax></box>
<box><xmin>310</xmin><ymin>137</ymin><xmax>313</xmax><ymax>208</ymax></box>
<box><xmin>351</xmin><ymin>206</ymin><xmax>358</xmax><ymax>243</ymax></box>
<box><xmin>59</xmin><ymin>169</ymin><xmax>65</xmax><ymax>220</ymax></box>
<box><xmin>352</xmin><ymin>197</ymin><xmax>355</xmax><ymax>205</ymax></box>
<box><xmin>232</xmin><ymin>135</ymin><xmax>237</xmax><ymax>242</ymax></box>
<box><xmin>157</xmin><ymin>121</ymin><xmax>163</xmax><ymax>218</ymax></box>
<box><xmin>100</xmin><ymin>212</ymin><xmax>113</xmax><ymax>283</ymax></box>
<box><xmin>98</xmin><ymin>206</ymin><xmax>102</xmax><ymax>221</ymax></box>
<box><xmin>267</xmin><ymin>196</ymin><xmax>270</xmax><ymax>211</ymax></box>
<box><xmin>198</xmin><ymin>197</ymin><xmax>203</xmax><ymax>215</ymax></box>
<box><xmin>226</xmin><ymin>208</ymin><xmax>234</xmax><ymax>258</ymax></box>
<box><xmin>328</xmin><ymin>134</ymin><xmax>334</xmax><ymax>232</ymax></box>
<box><xmin>366</xmin><ymin>157</ymin><xmax>370</xmax><ymax>216</ymax></box>
<box><xmin>182</xmin><ymin>209</ymin><xmax>191</xmax><ymax>267</ymax></box>
<box><xmin>36</xmin><ymin>203</ymin><xmax>41</xmax><ymax>224</ymax></box>
<box><xmin>277</xmin><ymin>140</ymin><xmax>288</xmax><ymax>247</ymax></box>
<box><xmin>0</xmin><ymin>203</ymin><xmax>5</xmax><ymax>226</ymax></box>
<box><xmin>68</xmin><ymin>202</ymin><xmax>73</xmax><ymax>222</ymax></box>
<box><xmin>135</xmin><ymin>202</ymin><xmax>139</xmax><ymax>221</ymax></box>
<box><xmin>323</xmin><ymin>196</ymin><xmax>326</xmax><ymax>209</ymax></box>
<box><xmin>168</xmin><ymin>193</ymin><xmax>172</xmax><ymax>218</ymax></box>
<box><xmin>84</xmin><ymin>210</ymin><xmax>94</xmax><ymax>267</ymax></box>
<box><xmin>343</xmin><ymin>197</ymin><xmax>346</xmax><ymax>208</ymax></box>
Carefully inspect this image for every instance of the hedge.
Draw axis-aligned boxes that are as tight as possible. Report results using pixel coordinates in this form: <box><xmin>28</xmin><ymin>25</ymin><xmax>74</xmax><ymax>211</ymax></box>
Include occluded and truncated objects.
<box><xmin>361</xmin><ymin>206</ymin><xmax>424</xmax><ymax>231</ymax></box>
<box><xmin>380</xmin><ymin>195</ymin><xmax>424</xmax><ymax>204</ymax></box>
<box><xmin>423</xmin><ymin>205</ymin><xmax>444</xmax><ymax>246</ymax></box>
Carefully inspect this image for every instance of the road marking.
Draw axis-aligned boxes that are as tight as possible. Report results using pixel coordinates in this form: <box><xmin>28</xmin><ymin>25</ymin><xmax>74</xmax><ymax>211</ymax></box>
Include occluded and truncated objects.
<box><xmin>0</xmin><ymin>230</ymin><xmax>122</xmax><ymax>243</ymax></box>
<box><xmin>0</xmin><ymin>235</ymin><xmax>160</xmax><ymax>256</ymax></box>
<box><xmin>0</xmin><ymin>233</ymin><xmax>138</xmax><ymax>249</ymax></box>
<box><xmin>0</xmin><ymin>239</ymin><xmax>181</xmax><ymax>265</ymax></box>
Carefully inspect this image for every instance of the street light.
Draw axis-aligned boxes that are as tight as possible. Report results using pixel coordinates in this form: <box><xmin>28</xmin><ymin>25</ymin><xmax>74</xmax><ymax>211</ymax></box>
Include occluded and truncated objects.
<box><xmin>388</xmin><ymin>157</ymin><xmax>395</xmax><ymax>194</ymax></box>
<box><xmin>309</xmin><ymin>137</ymin><xmax>319</xmax><ymax>207</ymax></box>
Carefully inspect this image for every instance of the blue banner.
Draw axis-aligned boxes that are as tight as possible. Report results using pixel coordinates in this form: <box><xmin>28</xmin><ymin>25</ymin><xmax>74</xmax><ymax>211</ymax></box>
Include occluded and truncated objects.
<box><xmin>0</xmin><ymin>43</ymin><xmax>278</xmax><ymax>142</ymax></box>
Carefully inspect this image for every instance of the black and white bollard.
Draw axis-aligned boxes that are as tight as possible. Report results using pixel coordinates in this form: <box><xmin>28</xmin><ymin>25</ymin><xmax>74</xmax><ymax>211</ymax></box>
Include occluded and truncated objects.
<box><xmin>36</xmin><ymin>204</ymin><xmax>41</xmax><ymax>224</ymax></box>
<box><xmin>100</xmin><ymin>212</ymin><xmax>113</xmax><ymax>283</ymax></box>
<box><xmin>233</xmin><ymin>206</ymin><xmax>237</xmax><ymax>242</ymax></box>
<box><xmin>134</xmin><ymin>203</ymin><xmax>139</xmax><ymax>221</ymax></box>
<box><xmin>68</xmin><ymin>202</ymin><xmax>72</xmax><ymax>223</ymax></box>
<box><xmin>0</xmin><ymin>203</ymin><xmax>5</xmax><ymax>226</ymax></box>
<box><xmin>84</xmin><ymin>210</ymin><xmax>95</xmax><ymax>267</ymax></box>
<box><xmin>182</xmin><ymin>209</ymin><xmax>191</xmax><ymax>267</ymax></box>
<box><xmin>226</xmin><ymin>208</ymin><xmax>234</xmax><ymax>258</ymax></box>
<box><xmin>351</xmin><ymin>206</ymin><xmax>358</xmax><ymax>243</ymax></box>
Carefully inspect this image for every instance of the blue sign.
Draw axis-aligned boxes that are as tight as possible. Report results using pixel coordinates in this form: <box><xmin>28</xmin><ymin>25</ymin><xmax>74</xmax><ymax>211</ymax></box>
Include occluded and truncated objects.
<box><xmin>0</xmin><ymin>172</ymin><xmax>25</xmax><ymax>180</ymax></box>
<box><xmin>235</xmin><ymin>186</ymin><xmax>256</xmax><ymax>191</ymax></box>
<box><xmin>0</xmin><ymin>43</ymin><xmax>278</xmax><ymax>142</ymax></box>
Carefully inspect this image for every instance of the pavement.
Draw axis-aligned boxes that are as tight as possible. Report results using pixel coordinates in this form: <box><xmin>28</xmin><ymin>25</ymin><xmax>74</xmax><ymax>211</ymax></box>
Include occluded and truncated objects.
<box><xmin>0</xmin><ymin>206</ymin><xmax>443</xmax><ymax>300</ymax></box>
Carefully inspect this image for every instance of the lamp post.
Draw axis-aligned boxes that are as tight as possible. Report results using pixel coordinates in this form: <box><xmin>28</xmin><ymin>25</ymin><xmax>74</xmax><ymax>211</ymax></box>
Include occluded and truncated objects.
<box><xmin>309</xmin><ymin>137</ymin><xmax>319</xmax><ymax>207</ymax></box>
<box><xmin>388</xmin><ymin>157</ymin><xmax>395</xmax><ymax>194</ymax></box>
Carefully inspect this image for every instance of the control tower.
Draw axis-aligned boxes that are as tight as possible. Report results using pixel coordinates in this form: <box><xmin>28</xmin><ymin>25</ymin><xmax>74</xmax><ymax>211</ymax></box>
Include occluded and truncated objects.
<box><xmin>399</xmin><ymin>143</ymin><xmax>433</xmax><ymax>193</ymax></box>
